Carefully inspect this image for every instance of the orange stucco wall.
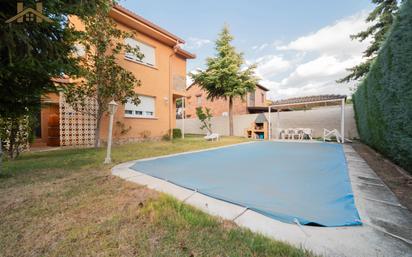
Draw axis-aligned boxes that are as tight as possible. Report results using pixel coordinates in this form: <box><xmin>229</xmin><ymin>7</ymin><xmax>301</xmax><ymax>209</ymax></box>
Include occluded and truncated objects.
<box><xmin>38</xmin><ymin>9</ymin><xmax>191</xmax><ymax>146</ymax></box>
<box><xmin>185</xmin><ymin>84</ymin><xmax>267</xmax><ymax>118</ymax></box>
<box><xmin>98</xmin><ymin>21</ymin><xmax>182</xmax><ymax>142</ymax></box>
<box><xmin>78</xmin><ymin>16</ymin><xmax>189</xmax><ymax>142</ymax></box>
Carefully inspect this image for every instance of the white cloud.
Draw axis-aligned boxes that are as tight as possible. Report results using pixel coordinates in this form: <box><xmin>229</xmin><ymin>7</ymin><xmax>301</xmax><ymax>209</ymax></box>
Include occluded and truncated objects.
<box><xmin>252</xmin><ymin>43</ymin><xmax>269</xmax><ymax>51</ymax></box>
<box><xmin>186</xmin><ymin>75</ymin><xmax>193</xmax><ymax>87</ymax></box>
<box><xmin>184</xmin><ymin>37</ymin><xmax>212</xmax><ymax>49</ymax></box>
<box><xmin>254</xmin><ymin>55</ymin><xmax>291</xmax><ymax>78</ymax></box>
<box><xmin>266</xmin><ymin>54</ymin><xmax>361</xmax><ymax>99</ymax></box>
<box><xmin>283</xmin><ymin>55</ymin><xmax>362</xmax><ymax>83</ymax></box>
<box><xmin>186</xmin><ymin>68</ymin><xmax>202</xmax><ymax>86</ymax></box>
<box><xmin>277</xmin><ymin>12</ymin><xmax>370</xmax><ymax>57</ymax></box>
<box><xmin>258</xmin><ymin>11</ymin><xmax>370</xmax><ymax>100</ymax></box>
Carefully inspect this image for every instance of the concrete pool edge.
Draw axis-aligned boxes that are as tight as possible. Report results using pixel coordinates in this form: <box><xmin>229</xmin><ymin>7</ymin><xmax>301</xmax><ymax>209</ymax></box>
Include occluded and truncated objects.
<box><xmin>112</xmin><ymin>142</ymin><xmax>412</xmax><ymax>257</ymax></box>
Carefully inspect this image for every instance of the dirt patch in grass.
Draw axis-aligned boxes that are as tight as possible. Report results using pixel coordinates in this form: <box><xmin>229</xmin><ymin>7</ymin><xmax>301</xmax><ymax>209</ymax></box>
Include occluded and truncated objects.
<box><xmin>352</xmin><ymin>141</ymin><xmax>412</xmax><ymax>211</ymax></box>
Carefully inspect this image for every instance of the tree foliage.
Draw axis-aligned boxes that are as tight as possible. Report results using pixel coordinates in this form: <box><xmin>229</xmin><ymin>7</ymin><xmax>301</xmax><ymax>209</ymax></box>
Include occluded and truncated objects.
<box><xmin>196</xmin><ymin>107</ymin><xmax>213</xmax><ymax>134</ymax></box>
<box><xmin>338</xmin><ymin>0</ymin><xmax>399</xmax><ymax>83</ymax></box>
<box><xmin>0</xmin><ymin>0</ymin><xmax>101</xmax><ymax>118</ymax></box>
<box><xmin>0</xmin><ymin>0</ymin><xmax>101</xmax><ymax>159</ymax></box>
<box><xmin>353</xmin><ymin>0</ymin><xmax>412</xmax><ymax>172</ymax></box>
<box><xmin>63</xmin><ymin>2</ymin><xmax>143</xmax><ymax>147</ymax></box>
<box><xmin>191</xmin><ymin>25</ymin><xmax>258</xmax><ymax>135</ymax></box>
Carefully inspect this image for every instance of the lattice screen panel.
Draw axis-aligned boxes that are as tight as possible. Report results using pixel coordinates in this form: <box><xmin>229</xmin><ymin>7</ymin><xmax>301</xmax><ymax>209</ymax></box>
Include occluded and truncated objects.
<box><xmin>59</xmin><ymin>93</ymin><xmax>97</xmax><ymax>147</ymax></box>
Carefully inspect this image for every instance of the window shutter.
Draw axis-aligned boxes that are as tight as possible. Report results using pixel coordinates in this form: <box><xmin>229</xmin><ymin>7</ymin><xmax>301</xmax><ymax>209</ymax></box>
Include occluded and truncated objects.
<box><xmin>124</xmin><ymin>96</ymin><xmax>155</xmax><ymax>118</ymax></box>
<box><xmin>125</xmin><ymin>38</ymin><xmax>156</xmax><ymax>66</ymax></box>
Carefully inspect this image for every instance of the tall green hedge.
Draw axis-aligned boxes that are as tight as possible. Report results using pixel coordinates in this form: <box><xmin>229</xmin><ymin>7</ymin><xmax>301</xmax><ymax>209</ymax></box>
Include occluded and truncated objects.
<box><xmin>353</xmin><ymin>0</ymin><xmax>412</xmax><ymax>173</ymax></box>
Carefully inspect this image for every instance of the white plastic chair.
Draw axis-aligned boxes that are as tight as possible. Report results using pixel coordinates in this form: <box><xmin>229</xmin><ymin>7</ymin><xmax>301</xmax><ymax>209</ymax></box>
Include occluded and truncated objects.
<box><xmin>323</xmin><ymin>129</ymin><xmax>342</xmax><ymax>143</ymax></box>
<box><xmin>204</xmin><ymin>133</ymin><xmax>220</xmax><ymax>141</ymax></box>
<box><xmin>285</xmin><ymin>129</ymin><xmax>294</xmax><ymax>140</ymax></box>
<box><xmin>302</xmin><ymin>128</ymin><xmax>313</xmax><ymax>140</ymax></box>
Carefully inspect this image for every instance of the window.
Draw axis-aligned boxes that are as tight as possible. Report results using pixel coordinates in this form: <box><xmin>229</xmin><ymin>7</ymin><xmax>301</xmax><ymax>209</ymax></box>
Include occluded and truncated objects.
<box><xmin>196</xmin><ymin>95</ymin><xmax>202</xmax><ymax>107</ymax></box>
<box><xmin>261</xmin><ymin>93</ymin><xmax>265</xmax><ymax>104</ymax></box>
<box><xmin>249</xmin><ymin>91</ymin><xmax>255</xmax><ymax>107</ymax></box>
<box><xmin>124</xmin><ymin>96</ymin><xmax>155</xmax><ymax>118</ymax></box>
<box><xmin>124</xmin><ymin>38</ymin><xmax>156</xmax><ymax>66</ymax></box>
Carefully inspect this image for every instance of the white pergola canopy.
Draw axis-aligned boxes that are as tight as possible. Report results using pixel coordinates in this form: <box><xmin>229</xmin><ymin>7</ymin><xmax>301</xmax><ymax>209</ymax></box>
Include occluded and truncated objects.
<box><xmin>268</xmin><ymin>96</ymin><xmax>346</xmax><ymax>143</ymax></box>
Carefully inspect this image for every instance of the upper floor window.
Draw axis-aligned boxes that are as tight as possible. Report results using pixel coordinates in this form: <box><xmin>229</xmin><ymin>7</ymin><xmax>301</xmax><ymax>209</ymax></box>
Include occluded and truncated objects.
<box><xmin>124</xmin><ymin>95</ymin><xmax>155</xmax><ymax>118</ymax></box>
<box><xmin>124</xmin><ymin>38</ymin><xmax>156</xmax><ymax>67</ymax></box>
<box><xmin>249</xmin><ymin>91</ymin><xmax>255</xmax><ymax>107</ymax></box>
<box><xmin>261</xmin><ymin>93</ymin><xmax>265</xmax><ymax>104</ymax></box>
<box><xmin>196</xmin><ymin>95</ymin><xmax>202</xmax><ymax>107</ymax></box>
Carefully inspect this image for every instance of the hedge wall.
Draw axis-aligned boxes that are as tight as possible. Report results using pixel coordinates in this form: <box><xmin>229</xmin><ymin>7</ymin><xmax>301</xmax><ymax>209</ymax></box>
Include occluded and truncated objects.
<box><xmin>353</xmin><ymin>0</ymin><xmax>412</xmax><ymax>173</ymax></box>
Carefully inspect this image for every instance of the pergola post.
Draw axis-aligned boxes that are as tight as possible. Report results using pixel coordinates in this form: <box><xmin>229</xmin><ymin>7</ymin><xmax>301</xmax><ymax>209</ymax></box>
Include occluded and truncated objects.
<box><xmin>277</xmin><ymin>109</ymin><xmax>280</xmax><ymax>139</ymax></box>
<box><xmin>340</xmin><ymin>98</ymin><xmax>345</xmax><ymax>144</ymax></box>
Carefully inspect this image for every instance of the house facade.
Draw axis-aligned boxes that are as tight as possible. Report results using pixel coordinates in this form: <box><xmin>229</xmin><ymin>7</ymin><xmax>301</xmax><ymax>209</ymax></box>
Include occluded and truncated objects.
<box><xmin>184</xmin><ymin>83</ymin><xmax>269</xmax><ymax>118</ymax></box>
<box><xmin>35</xmin><ymin>5</ymin><xmax>195</xmax><ymax>147</ymax></box>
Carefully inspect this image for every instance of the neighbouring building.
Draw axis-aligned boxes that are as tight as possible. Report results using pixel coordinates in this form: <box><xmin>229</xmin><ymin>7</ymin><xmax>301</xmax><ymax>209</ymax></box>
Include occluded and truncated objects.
<box><xmin>34</xmin><ymin>5</ymin><xmax>195</xmax><ymax>147</ymax></box>
<box><xmin>184</xmin><ymin>83</ymin><xmax>269</xmax><ymax>118</ymax></box>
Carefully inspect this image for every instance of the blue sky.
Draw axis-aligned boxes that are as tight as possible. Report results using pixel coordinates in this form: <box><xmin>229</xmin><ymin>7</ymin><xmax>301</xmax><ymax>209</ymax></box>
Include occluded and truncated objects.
<box><xmin>120</xmin><ymin>0</ymin><xmax>373</xmax><ymax>100</ymax></box>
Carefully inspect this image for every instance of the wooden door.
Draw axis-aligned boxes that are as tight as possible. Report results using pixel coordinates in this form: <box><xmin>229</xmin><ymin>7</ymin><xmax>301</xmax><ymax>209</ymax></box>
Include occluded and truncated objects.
<box><xmin>47</xmin><ymin>104</ymin><xmax>60</xmax><ymax>146</ymax></box>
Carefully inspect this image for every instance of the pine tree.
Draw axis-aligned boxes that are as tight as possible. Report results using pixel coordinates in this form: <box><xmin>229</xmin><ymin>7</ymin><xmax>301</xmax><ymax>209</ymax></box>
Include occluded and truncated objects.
<box><xmin>63</xmin><ymin>2</ymin><xmax>143</xmax><ymax>147</ymax></box>
<box><xmin>191</xmin><ymin>25</ymin><xmax>258</xmax><ymax>136</ymax></box>
<box><xmin>338</xmin><ymin>0</ymin><xmax>399</xmax><ymax>83</ymax></box>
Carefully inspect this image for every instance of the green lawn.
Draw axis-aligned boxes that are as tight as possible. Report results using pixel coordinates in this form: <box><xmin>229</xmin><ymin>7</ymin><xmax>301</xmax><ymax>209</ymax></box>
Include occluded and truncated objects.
<box><xmin>0</xmin><ymin>135</ymin><xmax>315</xmax><ymax>257</ymax></box>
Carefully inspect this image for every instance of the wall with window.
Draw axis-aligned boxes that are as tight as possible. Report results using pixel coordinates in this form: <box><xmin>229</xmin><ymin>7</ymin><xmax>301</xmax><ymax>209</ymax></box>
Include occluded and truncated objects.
<box><xmin>124</xmin><ymin>38</ymin><xmax>156</xmax><ymax>67</ymax></box>
<box><xmin>184</xmin><ymin>84</ymin><xmax>268</xmax><ymax>118</ymax></box>
<box><xmin>184</xmin><ymin>83</ymin><xmax>249</xmax><ymax>118</ymax></box>
<box><xmin>97</xmin><ymin>22</ymin><xmax>187</xmax><ymax>142</ymax></box>
<box><xmin>124</xmin><ymin>96</ymin><xmax>156</xmax><ymax>118</ymax></box>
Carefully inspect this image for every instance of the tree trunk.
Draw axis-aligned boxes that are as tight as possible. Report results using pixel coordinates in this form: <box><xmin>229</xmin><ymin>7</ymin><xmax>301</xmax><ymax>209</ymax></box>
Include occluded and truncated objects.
<box><xmin>229</xmin><ymin>97</ymin><xmax>234</xmax><ymax>136</ymax></box>
<box><xmin>94</xmin><ymin>112</ymin><xmax>102</xmax><ymax>148</ymax></box>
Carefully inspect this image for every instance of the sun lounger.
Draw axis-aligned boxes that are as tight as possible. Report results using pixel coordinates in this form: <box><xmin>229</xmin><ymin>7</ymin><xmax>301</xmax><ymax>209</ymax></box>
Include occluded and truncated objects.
<box><xmin>204</xmin><ymin>133</ymin><xmax>220</xmax><ymax>141</ymax></box>
<box><xmin>323</xmin><ymin>128</ymin><xmax>342</xmax><ymax>143</ymax></box>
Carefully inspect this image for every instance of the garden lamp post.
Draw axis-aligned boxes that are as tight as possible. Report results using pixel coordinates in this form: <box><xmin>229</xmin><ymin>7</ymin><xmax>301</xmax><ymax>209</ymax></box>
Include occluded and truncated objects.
<box><xmin>104</xmin><ymin>100</ymin><xmax>118</xmax><ymax>164</ymax></box>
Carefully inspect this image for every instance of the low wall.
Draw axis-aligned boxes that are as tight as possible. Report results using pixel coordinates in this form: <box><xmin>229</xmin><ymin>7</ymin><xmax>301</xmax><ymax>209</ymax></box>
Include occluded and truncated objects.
<box><xmin>177</xmin><ymin>105</ymin><xmax>358</xmax><ymax>139</ymax></box>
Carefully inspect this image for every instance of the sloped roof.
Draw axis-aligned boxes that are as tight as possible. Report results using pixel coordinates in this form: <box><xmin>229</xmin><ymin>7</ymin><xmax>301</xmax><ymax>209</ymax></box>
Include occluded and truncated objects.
<box><xmin>111</xmin><ymin>5</ymin><xmax>195</xmax><ymax>59</ymax></box>
<box><xmin>255</xmin><ymin>113</ymin><xmax>268</xmax><ymax>123</ymax></box>
<box><xmin>256</xmin><ymin>84</ymin><xmax>269</xmax><ymax>91</ymax></box>
<box><xmin>272</xmin><ymin>94</ymin><xmax>346</xmax><ymax>106</ymax></box>
<box><xmin>113</xmin><ymin>5</ymin><xmax>186</xmax><ymax>44</ymax></box>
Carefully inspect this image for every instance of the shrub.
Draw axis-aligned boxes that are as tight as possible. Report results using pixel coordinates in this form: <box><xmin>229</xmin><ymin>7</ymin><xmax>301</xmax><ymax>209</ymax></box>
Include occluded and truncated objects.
<box><xmin>196</xmin><ymin>107</ymin><xmax>212</xmax><ymax>134</ymax></box>
<box><xmin>0</xmin><ymin>116</ymin><xmax>31</xmax><ymax>159</ymax></box>
<box><xmin>161</xmin><ymin>133</ymin><xmax>170</xmax><ymax>141</ymax></box>
<box><xmin>172</xmin><ymin>128</ymin><xmax>182</xmax><ymax>139</ymax></box>
<box><xmin>353</xmin><ymin>0</ymin><xmax>412</xmax><ymax>173</ymax></box>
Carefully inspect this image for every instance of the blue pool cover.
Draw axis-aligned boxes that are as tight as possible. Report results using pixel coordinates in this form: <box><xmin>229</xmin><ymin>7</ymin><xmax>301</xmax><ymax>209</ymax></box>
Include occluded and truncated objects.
<box><xmin>131</xmin><ymin>141</ymin><xmax>362</xmax><ymax>227</ymax></box>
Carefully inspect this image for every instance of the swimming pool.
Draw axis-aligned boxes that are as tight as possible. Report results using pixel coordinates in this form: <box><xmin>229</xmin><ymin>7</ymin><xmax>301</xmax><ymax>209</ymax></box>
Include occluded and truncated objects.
<box><xmin>131</xmin><ymin>141</ymin><xmax>361</xmax><ymax>227</ymax></box>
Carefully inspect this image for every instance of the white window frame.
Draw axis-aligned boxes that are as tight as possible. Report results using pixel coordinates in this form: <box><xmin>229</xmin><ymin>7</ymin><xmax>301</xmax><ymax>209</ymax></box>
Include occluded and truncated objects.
<box><xmin>124</xmin><ymin>38</ymin><xmax>156</xmax><ymax>67</ymax></box>
<box><xmin>124</xmin><ymin>96</ymin><xmax>156</xmax><ymax>119</ymax></box>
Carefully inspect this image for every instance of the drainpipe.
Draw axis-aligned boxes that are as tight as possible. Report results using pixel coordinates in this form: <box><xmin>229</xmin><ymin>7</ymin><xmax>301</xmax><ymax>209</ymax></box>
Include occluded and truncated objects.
<box><xmin>168</xmin><ymin>41</ymin><xmax>180</xmax><ymax>140</ymax></box>
<box><xmin>182</xmin><ymin>96</ymin><xmax>185</xmax><ymax>139</ymax></box>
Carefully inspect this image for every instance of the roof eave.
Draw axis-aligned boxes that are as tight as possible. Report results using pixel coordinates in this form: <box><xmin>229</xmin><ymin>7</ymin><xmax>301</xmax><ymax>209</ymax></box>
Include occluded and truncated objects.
<box><xmin>111</xmin><ymin>5</ymin><xmax>184</xmax><ymax>45</ymax></box>
<box><xmin>177</xmin><ymin>48</ymin><xmax>196</xmax><ymax>59</ymax></box>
